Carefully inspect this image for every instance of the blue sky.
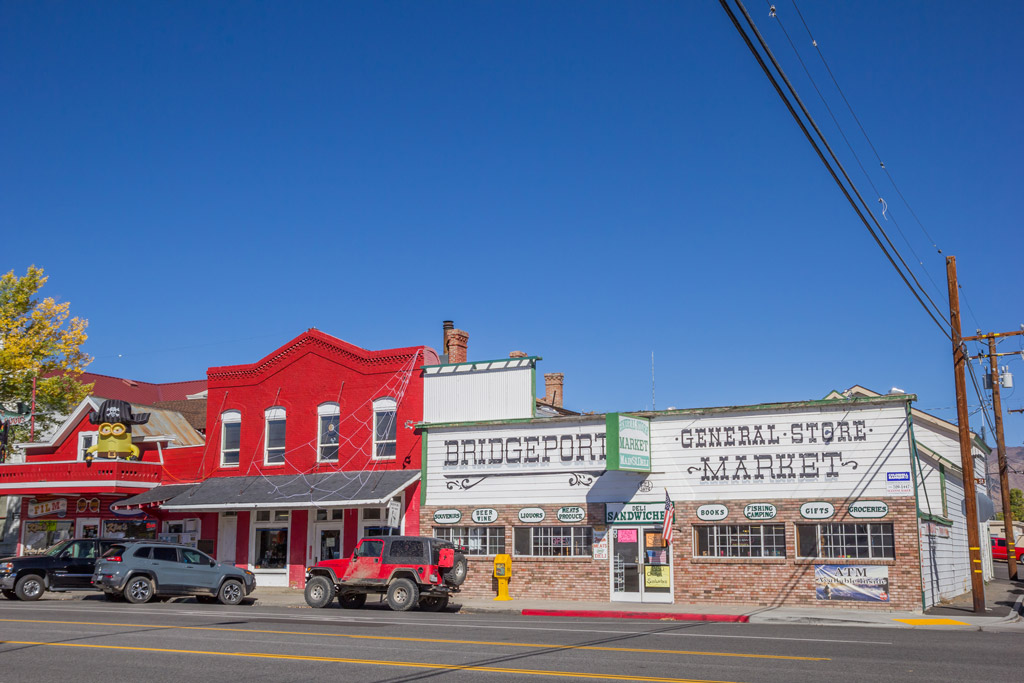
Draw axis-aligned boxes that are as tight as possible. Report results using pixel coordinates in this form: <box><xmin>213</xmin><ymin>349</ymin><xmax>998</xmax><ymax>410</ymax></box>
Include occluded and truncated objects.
<box><xmin>3</xmin><ymin>1</ymin><xmax>1022</xmax><ymax>452</ymax></box>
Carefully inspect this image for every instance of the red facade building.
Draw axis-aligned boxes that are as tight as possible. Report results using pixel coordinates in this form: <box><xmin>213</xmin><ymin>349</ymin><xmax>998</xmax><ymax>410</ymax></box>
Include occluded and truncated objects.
<box><xmin>1</xmin><ymin>329</ymin><xmax>436</xmax><ymax>589</ymax></box>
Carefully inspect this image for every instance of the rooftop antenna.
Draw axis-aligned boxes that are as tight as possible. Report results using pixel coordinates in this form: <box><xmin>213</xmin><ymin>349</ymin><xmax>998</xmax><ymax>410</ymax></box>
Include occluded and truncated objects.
<box><xmin>651</xmin><ymin>351</ymin><xmax>656</xmax><ymax>411</ymax></box>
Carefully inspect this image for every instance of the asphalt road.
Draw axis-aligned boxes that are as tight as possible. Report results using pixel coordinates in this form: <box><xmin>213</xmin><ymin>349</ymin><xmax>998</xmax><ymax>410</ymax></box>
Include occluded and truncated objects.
<box><xmin>1</xmin><ymin>599</ymin><xmax>1022</xmax><ymax>683</ymax></box>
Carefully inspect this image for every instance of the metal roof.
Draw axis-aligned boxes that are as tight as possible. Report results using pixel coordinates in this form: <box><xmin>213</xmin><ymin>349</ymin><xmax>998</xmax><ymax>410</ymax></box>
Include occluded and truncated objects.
<box><xmin>148</xmin><ymin>471</ymin><xmax>419</xmax><ymax>511</ymax></box>
<box><xmin>103</xmin><ymin>398</ymin><xmax>205</xmax><ymax>447</ymax></box>
<box><xmin>111</xmin><ymin>484</ymin><xmax>197</xmax><ymax>509</ymax></box>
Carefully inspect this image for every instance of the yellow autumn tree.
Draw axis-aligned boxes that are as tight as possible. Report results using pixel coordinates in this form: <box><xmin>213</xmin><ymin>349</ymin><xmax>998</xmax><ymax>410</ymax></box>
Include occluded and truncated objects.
<box><xmin>1</xmin><ymin>266</ymin><xmax>93</xmax><ymax>445</ymax></box>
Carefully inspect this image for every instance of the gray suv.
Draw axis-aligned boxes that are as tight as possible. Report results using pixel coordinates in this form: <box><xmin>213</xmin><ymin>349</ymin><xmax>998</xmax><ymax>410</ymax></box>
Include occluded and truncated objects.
<box><xmin>93</xmin><ymin>541</ymin><xmax>256</xmax><ymax>605</ymax></box>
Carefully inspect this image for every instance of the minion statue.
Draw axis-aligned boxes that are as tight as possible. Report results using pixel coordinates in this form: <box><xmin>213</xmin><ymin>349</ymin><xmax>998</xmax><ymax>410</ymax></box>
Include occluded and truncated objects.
<box><xmin>85</xmin><ymin>399</ymin><xmax>150</xmax><ymax>465</ymax></box>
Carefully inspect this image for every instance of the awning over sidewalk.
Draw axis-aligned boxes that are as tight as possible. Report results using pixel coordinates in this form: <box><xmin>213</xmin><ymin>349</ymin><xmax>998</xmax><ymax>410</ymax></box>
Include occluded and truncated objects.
<box><xmin>119</xmin><ymin>471</ymin><xmax>420</xmax><ymax>511</ymax></box>
<box><xmin>111</xmin><ymin>483</ymin><xmax>197</xmax><ymax>510</ymax></box>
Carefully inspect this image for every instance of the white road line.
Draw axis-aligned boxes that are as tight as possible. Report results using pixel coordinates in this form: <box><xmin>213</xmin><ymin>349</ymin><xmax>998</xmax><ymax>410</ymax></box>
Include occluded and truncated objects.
<box><xmin>0</xmin><ymin>604</ymin><xmax>893</xmax><ymax>646</ymax></box>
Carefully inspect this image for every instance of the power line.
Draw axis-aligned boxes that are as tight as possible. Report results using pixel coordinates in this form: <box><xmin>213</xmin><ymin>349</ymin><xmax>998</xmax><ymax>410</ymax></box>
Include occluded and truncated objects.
<box><xmin>765</xmin><ymin>1</ymin><xmax>951</xmax><ymax>318</ymax></box>
<box><xmin>788</xmin><ymin>0</ymin><xmax>944</xmax><ymax>255</ymax></box>
<box><xmin>720</xmin><ymin>0</ymin><xmax>952</xmax><ymax>339</ymax></box>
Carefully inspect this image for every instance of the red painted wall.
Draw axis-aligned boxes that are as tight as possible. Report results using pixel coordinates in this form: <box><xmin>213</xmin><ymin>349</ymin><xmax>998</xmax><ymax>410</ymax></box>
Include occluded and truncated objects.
<box><xmin>166</xmin><ymin>330</ymin><xmax>434</xmax><ymax>482</ymax></box>
<box><xmin>289</xmin><ymin>510</ymin><xmax>308</xmax><ymax>588</ymax></box>
<box><xmin>235</xmin><ymin>511</ymin><xmax>250</xmax><ymax>568</ymax></box>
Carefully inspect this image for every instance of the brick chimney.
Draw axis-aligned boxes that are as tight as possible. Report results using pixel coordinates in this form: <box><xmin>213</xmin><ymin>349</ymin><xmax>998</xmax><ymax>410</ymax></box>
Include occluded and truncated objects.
<box><xmin>509</xmin><ymin>351</ymin><xmax>528</xmax><ymax>359</ymax></box>
<box><xmin>543</xmin><ymin>373</ymin><xmax>564</xmax><ymax>408</ymax></box>
<box><xmin>444</xmin><ymin>323</ymin><xmax>469</xmax><ymax>364</ymax></box>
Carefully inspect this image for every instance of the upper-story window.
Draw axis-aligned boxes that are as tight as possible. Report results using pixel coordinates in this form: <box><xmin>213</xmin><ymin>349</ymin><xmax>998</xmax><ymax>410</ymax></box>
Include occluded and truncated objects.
<box><xmin>264</xmin><ymin>407</ymin><xmax>286</xmax><ymax>466</ymax></box>
<box><xmin>220</xmin><ymin>410</ymin><xmax>241</xmax><ymax>467</ymax></box>
<box><xmin>372</xmin><ymin>397</ymin><xmax>397</xmax><ymax>460</ymax></box>
<box><xmin>77</xmin><ymin>431</ymin><xmax>97</xmax><ymax>462</ymax></box>
<box><xmin>317</xmin><ymin>403</ymin><xmax>340</xmax><ymax>462</ymax></box>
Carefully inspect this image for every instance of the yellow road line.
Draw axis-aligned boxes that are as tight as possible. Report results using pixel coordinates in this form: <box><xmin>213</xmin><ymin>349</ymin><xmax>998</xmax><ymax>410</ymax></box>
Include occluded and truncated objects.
<box><xmin>0</xmin><ymin>640</ymin><xmax>741</xmax><ymax>683</ymax></box>
<box><xmin>0</xmin><ymin>618</ymin><xmax>829</xmax><ymax>662</ymax></box>
<box><xmin>893</xmin><ymin>618</ymin><xmax>970</xmax><ymax>626</ymax></box>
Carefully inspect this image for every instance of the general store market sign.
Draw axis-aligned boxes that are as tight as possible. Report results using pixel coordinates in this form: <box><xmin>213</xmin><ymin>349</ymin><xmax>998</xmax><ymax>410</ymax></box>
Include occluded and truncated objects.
<box><xmin>605</xmin><ymin>413</ymin><xmax>651</xmax><ymax>473</ymax></box>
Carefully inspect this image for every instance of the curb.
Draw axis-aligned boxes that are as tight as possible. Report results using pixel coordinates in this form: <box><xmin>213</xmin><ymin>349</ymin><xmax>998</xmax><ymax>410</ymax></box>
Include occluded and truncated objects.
<box><xmin>519</xmin><ymin>609</ymin><xmax>750</xmax><ymax>623</ymax></box>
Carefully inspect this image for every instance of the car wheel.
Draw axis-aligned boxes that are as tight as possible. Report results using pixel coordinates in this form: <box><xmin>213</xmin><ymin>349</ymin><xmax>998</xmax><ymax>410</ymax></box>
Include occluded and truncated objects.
<box><xmin>444</xmin><ymin>552</ymin><xmax>467</xmax><ymax>587</ymax></box>
<box><xmin>2</xmin><ymin>589</ymin><xmax>18</xmax><ymax>600</ymax></box>
<box><xmin>419</xmin><ymin>596</ymin><xmax>449</xmax><ymax>612</ymax></box>
<box><xmin>124</xmin><ymin>576</ymin><xmax>154</xmax><ymax>604</ymax></box>
<box><xmin>386</xmin><ymin>578</ymin><xmax>419</xmax><ymax>612</ymax></box>
<box><xmin>304</xmin><ymin>576</ymin><xmax>335</xmax><ymax>609</ymax></box>
<box><xmin>218</xmin><ymin>579</ymin><xmax>244</xmax><ymax>606</ymax></box>
<box><xmin>14</xmin><ymin>574</ymin><xmax>45</xmax><ymax>601</ymax></box>
<box><xmin>338</xmin><ymin>591</ymin><xmax>366</xmax><ymax>609</ymax></box>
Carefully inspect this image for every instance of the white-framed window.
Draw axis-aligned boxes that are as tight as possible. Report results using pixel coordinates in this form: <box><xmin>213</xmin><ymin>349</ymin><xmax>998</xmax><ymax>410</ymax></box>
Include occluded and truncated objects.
<box><xmin>253</xmin><ymin>509</ymin><xmax>290</xmax><ymax>570</ymax></box>
<box><xmin>220</xmin><ymin>410</ymin><xmax>241</xmax><ymax>467</ymax></box>
<box><xmin>433</xmin><ymin>526</ymin><xmax>506</xmax><ymax>556</ymax></box>
<box><xmin>797</xmin><ymin>523</ymin><xmax>895</xmax><ymax>559</ymax></box>
<box><xmin>77</xmin><ymin>431</ymin><xmax>97</xmax><ymax>461</ymax></box>
<box><xmin>694</xmin><ymin>524</ymin><xmax>786</xmax><ymax>558</ymax></box>
<box><xmin>513</xmin><ymin>526</ymin><xmax>593</xmax><ymax>557</ymax></box>
<box><xmin>264</xmin><ymin>407</ymin><xmax>286</xmax><ymax>466</ymax></box>
<box><xmin>359</xmin><ymin>497</ymin><xmax>402</xmax><ymax>536</ymax></box>
<box><xmin>317</xmin><ymin>402</ymin><xmax>340</xmax><ymax>462</ymax></box>
<box><xmin>372</xmin><ymin>397</ymin><xmax>397</xmax><ymax>460</ymax></box>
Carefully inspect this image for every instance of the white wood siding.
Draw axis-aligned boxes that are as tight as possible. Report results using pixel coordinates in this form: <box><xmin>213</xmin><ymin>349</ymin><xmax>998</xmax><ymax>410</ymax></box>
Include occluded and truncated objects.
<box><xmin>424</xmin><ymin>364</ymin><xmax>533</xmax><ymax>423</ymax></box>
<box><xmin>425</xmin><ymin>402</ymin><xmax>915</xmax><ymax>507</ymax></box>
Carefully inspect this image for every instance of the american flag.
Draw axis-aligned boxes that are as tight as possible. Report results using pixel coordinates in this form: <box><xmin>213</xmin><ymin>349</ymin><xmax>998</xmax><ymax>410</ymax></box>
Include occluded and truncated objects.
<box><xmin>662</xmin><ymin>489</ymin><xmax>675</xmax><ymax>546</ymax></box>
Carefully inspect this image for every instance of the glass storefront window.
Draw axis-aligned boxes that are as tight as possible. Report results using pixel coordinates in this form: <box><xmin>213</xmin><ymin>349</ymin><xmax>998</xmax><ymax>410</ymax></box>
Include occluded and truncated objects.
<box><xmin>255</xmin><ymin>527</ymin><xmax>288</xmax><ymax>569</ymax></box>
<box><xmin>22</xmin><ymin>520</ymin><xmax>73</xmax><ymax>554</ymax></box>
<box><xmin>103</xmin><ymin>519</ymin><xmax>158</xmax><ymax>539</ymax></box>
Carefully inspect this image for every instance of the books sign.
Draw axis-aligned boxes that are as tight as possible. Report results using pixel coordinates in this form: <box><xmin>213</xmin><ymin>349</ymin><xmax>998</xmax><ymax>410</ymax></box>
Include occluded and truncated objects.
<box><xmin>695</xmin><ymin>504</ymin><xmax>729</xmax><ymax>521</ymax></box>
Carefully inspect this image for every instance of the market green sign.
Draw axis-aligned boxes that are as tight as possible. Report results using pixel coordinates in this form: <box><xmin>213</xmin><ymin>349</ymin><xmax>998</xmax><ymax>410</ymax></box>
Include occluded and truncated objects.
<box><xmin>605</xmin><ymin>413</ymin><xmax>652</xmax><ymax>473</ymax></box>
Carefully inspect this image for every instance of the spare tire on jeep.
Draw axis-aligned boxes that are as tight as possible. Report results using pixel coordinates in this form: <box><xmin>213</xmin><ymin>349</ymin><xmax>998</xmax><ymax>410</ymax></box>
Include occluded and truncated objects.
<box><xmin>443</xmin><ymin>551</ymin><xmax>467</xmax><ymax>587</ymax></box>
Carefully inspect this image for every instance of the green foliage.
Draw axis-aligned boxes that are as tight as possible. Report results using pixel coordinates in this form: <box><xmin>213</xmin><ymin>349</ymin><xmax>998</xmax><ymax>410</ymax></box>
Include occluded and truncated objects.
<box><xmin>1</xmin><ymin>266</ymin><xmax>93</xmax><ymax>446</ymax></box>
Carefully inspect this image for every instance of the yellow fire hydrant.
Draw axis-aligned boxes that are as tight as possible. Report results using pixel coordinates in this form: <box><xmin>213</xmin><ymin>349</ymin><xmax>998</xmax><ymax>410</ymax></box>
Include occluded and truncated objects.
<box><xmin>493</xmin><ymin>553</ymin><xmax>512</xmax><ymax>601</ymax></box>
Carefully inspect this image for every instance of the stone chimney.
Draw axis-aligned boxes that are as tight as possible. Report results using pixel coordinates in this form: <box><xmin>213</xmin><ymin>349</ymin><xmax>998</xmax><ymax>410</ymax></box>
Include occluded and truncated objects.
<box><xmin>543</xmin><ymin>373</ymin><xmax>564</xmax><ymax>408</ymax></box>
<box><xmin>444</xmin><ymin>323</ymin><xmax>469</xmax><ymax>364</ymax></box>
<box><xmin>509</xmin><ymin>351</ymin><xmax>528</xmax><ymax>359</ymax></box>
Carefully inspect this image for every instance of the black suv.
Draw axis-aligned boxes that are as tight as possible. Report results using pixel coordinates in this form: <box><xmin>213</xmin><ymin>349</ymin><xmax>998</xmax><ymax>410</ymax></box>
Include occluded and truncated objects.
<box><xmin>0</xmin><ymin>538</ymin><xmax>120</xmax><ymax>601</ymax></box>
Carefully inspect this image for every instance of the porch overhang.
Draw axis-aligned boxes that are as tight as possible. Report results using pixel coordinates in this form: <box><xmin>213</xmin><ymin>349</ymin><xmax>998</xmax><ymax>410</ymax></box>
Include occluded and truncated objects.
<box><xmin>136</xmin><ymin>471</ymin><xmax>421</xmax><ymax>512</ymax></box>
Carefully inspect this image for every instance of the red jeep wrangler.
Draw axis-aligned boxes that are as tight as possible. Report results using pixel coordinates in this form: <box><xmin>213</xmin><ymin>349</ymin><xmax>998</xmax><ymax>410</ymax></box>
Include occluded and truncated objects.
<box><xmin>304</xmin><ymin>536</ymin><xmax>467</xmax><ymax>612</ymax></box>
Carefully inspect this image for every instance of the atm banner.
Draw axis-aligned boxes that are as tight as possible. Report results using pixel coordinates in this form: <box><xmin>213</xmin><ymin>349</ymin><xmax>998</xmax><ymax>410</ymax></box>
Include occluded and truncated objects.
<box><xmin>815</xmin><ymin>565</ymin><xmax>889</xmax><ymax>602</ymax></box>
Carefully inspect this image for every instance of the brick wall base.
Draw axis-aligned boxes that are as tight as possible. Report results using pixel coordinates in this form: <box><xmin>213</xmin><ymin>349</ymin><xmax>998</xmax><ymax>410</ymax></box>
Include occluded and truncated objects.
<box><xmin>424</xmin><ymin>497</ymin><xmax>922</xmax><ymax>612</ymax></box>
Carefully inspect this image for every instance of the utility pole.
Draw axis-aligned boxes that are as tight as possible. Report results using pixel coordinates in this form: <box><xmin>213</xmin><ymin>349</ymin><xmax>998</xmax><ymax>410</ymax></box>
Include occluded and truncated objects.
<box><xmin>964</xmin><ymin>328</ymin><xmax>1024</xmax><ymax>581</ymax></box>
<box><xmin>946</xmin><ymin>256</ymin><xmax>986</xmax><ymax>613</ymax></box>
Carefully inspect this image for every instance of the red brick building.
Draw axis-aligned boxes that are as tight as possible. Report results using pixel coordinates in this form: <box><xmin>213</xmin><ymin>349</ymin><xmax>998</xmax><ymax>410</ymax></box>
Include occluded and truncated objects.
<box><xmin>1</xmin><ymin>329</ymin><xmax>436</xmax><ymax>589</ymax></box>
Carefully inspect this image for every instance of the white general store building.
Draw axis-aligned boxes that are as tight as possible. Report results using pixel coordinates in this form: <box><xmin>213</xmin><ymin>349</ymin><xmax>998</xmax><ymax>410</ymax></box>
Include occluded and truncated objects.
<box><xmin>418</xmin><ymin>360</ymin><xmax>993</xmax><ymax>611</ymax></box>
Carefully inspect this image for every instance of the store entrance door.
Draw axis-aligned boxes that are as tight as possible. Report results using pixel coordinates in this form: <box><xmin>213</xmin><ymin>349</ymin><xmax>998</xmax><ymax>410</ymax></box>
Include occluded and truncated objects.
<box><xmin>610</xmin><ymin>526</ymin><xmax>673</xmax><ymax>604</ymax></box>
<box><xmin>313</xmin><ymin>524</ymin><xmax>344</xmax><ymax>563</ymax></box>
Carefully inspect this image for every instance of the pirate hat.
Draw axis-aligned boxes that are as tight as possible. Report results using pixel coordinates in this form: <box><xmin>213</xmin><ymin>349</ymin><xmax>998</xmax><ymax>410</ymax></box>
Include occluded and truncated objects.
<box><xmin>89</xmin><ymin>399</ymin><xmax>151</xmax><ymax>426</ymax></box>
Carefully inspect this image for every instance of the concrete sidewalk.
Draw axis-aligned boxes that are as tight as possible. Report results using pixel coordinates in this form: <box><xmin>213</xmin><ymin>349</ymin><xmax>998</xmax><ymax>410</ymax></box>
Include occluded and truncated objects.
<box><xmin>242</xmin><ymin>584</ymin><xmax>1024</xmax><ymax>630</ymax></box>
